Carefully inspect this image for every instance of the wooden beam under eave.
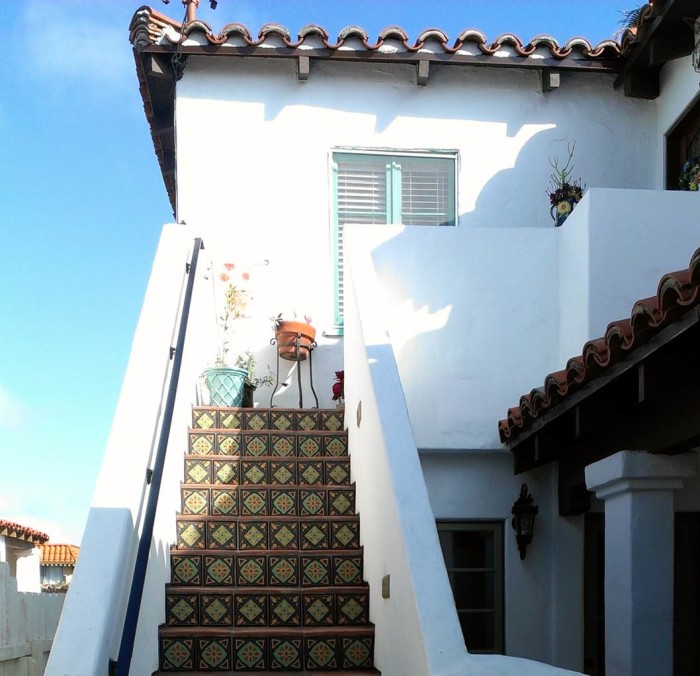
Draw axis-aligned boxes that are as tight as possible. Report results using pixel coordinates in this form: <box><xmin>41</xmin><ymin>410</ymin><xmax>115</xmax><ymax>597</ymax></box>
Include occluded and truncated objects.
<box><xmin>417</xmin><ymin>60</ymin><xmax>429</xmax><ymax>86</ymax></box>
<box><xmin>540</xmin><ymin>69</ymin><xmax>560</xmax><ymax>93</ymax></box>
<box><xmin>296</xmin><ymin>55</ymin><xmax>310</xmax><ymax>81</ymax></box>
<box><xmin>145</xmin><ymin>53</ymin><xmax>173</xmax><ymax>80</ymax></box>
<box><xmin>622</xmin><ymin>69</ymin><xmax>660</xmax><ymax>99</ymax></box>
<box><xmin>649</xmin><ymin>31</ymin><xmax>694</xmax><ymax>65</ymax></box>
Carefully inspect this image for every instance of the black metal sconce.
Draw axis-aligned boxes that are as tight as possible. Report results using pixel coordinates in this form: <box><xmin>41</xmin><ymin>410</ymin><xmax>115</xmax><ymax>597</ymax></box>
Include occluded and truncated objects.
<box><xmin>511</xmin><ymin>483</ymin><xmax>538</xmax><ymax>560</ymax></box>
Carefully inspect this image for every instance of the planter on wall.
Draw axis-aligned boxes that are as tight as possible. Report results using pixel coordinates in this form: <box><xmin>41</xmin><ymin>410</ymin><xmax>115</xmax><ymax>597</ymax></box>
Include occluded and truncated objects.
<box><xmin>275</xmin><ymin>321</ymin><xmax>316</xmax><ymax>361</ymax></box>
<box><xmin>550</xmin><ymin>198</ymin><xmax>578</xmax><ymax>227</ymax></box>
<box><xmin>203</xmin><ymin>367</ymin><xmax>247</xmax><ymax>407</ymax></box>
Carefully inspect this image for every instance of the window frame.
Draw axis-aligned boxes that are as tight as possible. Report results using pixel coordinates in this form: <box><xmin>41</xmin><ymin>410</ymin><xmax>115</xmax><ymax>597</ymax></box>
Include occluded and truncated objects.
<box><xmin>436</xmin><ymin>520</ymin><xmax>505</xmax><ymax>655</ymax></box>
<box><xmin>330</xmin><ymin>149</ymin><xmax>459</xmax><ymax>327</ymax></box>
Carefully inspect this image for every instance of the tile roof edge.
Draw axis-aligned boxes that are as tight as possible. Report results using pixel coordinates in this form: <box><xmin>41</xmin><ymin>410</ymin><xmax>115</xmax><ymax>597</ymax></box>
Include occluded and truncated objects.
<box><xmin>0</xmin><ymin>519</ymin><xmax>50</xmax><ymax>544</ymax></box>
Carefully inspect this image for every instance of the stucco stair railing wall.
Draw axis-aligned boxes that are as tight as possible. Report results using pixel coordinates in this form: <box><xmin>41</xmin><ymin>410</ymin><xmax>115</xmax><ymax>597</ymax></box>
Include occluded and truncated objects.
<box><xmin>344</xmin><ymin>227</ymin><xmax>581</xmax><ymax>676</ymax></box>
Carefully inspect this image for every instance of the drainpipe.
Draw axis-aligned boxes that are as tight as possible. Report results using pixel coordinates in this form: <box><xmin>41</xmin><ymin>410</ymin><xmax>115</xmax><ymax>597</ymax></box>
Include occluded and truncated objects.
<box><xmin>183</xmin><ymin>0</ymin><xmax>199</xmax><ymax>23</ymax></box>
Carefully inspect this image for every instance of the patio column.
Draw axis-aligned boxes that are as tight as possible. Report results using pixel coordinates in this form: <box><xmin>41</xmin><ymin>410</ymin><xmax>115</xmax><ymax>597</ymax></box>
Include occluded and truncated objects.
<box><xmin>585</xmin><ymin>451</ymin><xmax>696</xmax><ymax>676</ymax></box>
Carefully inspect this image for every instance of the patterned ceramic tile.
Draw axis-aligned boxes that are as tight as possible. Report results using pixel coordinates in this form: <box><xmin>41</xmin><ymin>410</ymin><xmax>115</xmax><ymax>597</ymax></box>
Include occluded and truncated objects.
<box><xmin>212</xmin><ymin>459</ymin><xmax>238</xmax><ymax>485</ymax></box>
<box><xmin>211</xmin><ymin>489</ymin><xmax>238</xmax><ymax>516</ymax></box>
<box><xmin>241</xmin><ymin>489</ymin><xmax>268</xmax><ymax>516</ymax></box>
<box><xmin>342</xmin><ymin>637</ymin><xmax>374</xmax><ymax>668</ymax></box>
<box><xmin>300</xmin><ymin>521</ymin><xmax>329</xmax><ymax>550</ymax></box>
<box><xmin>334</xmin><ymin>556</ymin><xmax>363</xmax><ymax>586</ymax></box>
<box><xmin>166</xmin><ymin>593</ymin><xmax>198</xmax><ymax>626</ymax></box>
<box><xmin>296</xmin><ymin>411</ymin><xmax>320</xmax><ymax>431</ymax></box>
<box><xmin>270</xmin><ymin>489</ymin><xmax>297</xmax><ymax>516</ymax></box>
<box><xmin>198</xmin><ymin>636</ymin><xmax>231</xmax><ymax>671</ymax></box>
<box><xmin>303</xmin><ymin>593</ymin><xmax>334</xmax><ymax>626</ymax></box>
<box><xmin>332</xmin><ymin>521</ymin><xmax>359</xmax><ymax>549</ymax></box>
<box><xmin>207</xmin><ymin>521</ymin><xmax>236</xmax><ymax>550</ymax></box>
<box><xmin>234</xmin><ymin>593</ymin><xmax>267</xmax><ymax>626</ymax></box>
<box><xmin>217</xmin><ymin>432</ymin><xmax>241</xmax><ymax>456</ymax></box>
<box><xmin>270</xmin><ymin>434</ymin><xmax>295</xmax><ymax>457</ymax></box>
<box><xmin>301</xmin><ymin>556</ymin><xmax>330</xmax><ymax>586</ymax></box>
<box><xmin>324</xmin><ymin>434</ymin><xmax>348</xmax><ymax>456</ymax></box>
<box><xmin>298</xmin><ymin>435</ymin><xmax>322</xmax><ymax>457</ymax></box>
<box><xmin>219</xmin><ymin>409</ymin><xmax>243</xmax><ymax>429</ymax></box>
<box><xmin>269</xmin><ymin>556</ymin><xmax>298</xmax><ymax>585</ymax></box>
<box><xmin>244</xmin><ymin>410</ymin><xmax>269</xmax><ymax>430</ymax></box>
<box><xmin>244</xmin><ymin>434</ymin><xmax>268</xmax><ymax>457</ymax></box>
<box><xmin>160</xmin><ymin>637</ymin><xmax>194</xmax><ymax>671</ymax></box>
<box><xmin>326</xmin><ymin>460</ymin><xmax>351</xmax><ymax>485</ymax></box>
<box><xmin>297</xmin><ymin>460</ymin><xmax>323</xmax><ymax>486</ymax></box>
<box><xmin>269</xmin><ymin>593</ymin><xmax>301</xmax><ymax>627</ymax></box>
<box><xmin>321</xmin><ymin>411</ymin><xmax>344</xmax><ymax>431</ymax></box>
<box><xmin>177</xmin><ymin>520</ymin><xmax>205</xmax><ymax>549</ymax></box>
<box><xmin>270</xmin><ymin>461</ymin><xmax>295</xmax><ymax>485</ymax></box>
<box><xmin>270</xmin><ymin>521</ymin><xmax>298</xmax><ymax>550</ymax></box>
<box><xmin>184</xmin><ymin>458</ymin><xmax>211</xmax><ymax>484</ymax></box>
<box><xmin>329</xmin><ymin>489</ymin><xmax>355</xmax><ymax>516</ymax></box>
<box><xmin>236</xmin><ymin>556</ymin><xmax>265</xmax><ymax>586</ymax></box>
<box><xmin>192</xmin><ymin>407</ymin><xmax>217</xmax><ymax>430</ymax></box>
<box><xmin>204</xmin><ymin>555</ymin><xmax>234</xmax><ymax>586</ymax></box>
<box><xmin>270</xmin><ymin>410</ymin><xmax>294</xmax><ymax>431</ymax></box>
<box><xmin>337</xmin><ymin>593</ymin><xmax>369</xmax><ymax>625</ymax></box>
<box><xmin>201</xmin><ymin>594</ymin><xmax>233</xmax><ymax>626</ymax></box>
<box><xmin>182</xmin><ymin>488</ymin><xmax>209</xmax><ymax>515</ymax></box>
<box><xmin>189</xmin><ymin>432</ymin><xmax>215</xmax><ymax>455</ymax></box>
<box><xmin>241</xmin><ymin>460</ymin><xmax>268</xmax><ymax>485</ymax></box>
<box><xmin>300</xmin><ymin>489</ymin><xmax>326</xmax><ymax>516</ymax></box>
<box><xmin>270</xmin><ymin>637</ymin><xmax>302</xmax><ymax>670</ymax></box>
<box><xmin>305</xmin><ymin>637</ymin><xmax>338</xmax><ymax>670</ymax></box>
<box><xmin>171</xmin><ymin>554</ymin><xmax>201</xmax><ymax>585</ymax></box>
<box><xmin>239</xmin><ymin>521</ymin><xmax>268</xmax><ymax>550</ymax></box>
<box><xmin>234</xmin><ymin>637</ymin><xmax>266</xmax><ymax>670</ymax></box>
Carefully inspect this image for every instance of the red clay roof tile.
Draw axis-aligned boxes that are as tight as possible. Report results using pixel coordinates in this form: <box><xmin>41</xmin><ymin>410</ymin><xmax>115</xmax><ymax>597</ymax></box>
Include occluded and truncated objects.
<box><xmin>39</xmin><ymin>544</ymin><xmax>80</xmax><ymax>566</ymax></box>
<box><xmin>0</xmin><ymin>519</ymin><xmax>49</xmax><ymax>544</ymax></box>
<box><xmin>499</xmin><ymin>246</ymin><xmax>700</xmax><ymax>443</ymax></box>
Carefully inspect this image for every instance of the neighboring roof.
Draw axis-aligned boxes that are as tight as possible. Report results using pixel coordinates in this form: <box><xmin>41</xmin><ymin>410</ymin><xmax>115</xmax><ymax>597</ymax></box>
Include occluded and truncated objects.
<box><xmin>499</xmin><ymin>246</ymin><xmax>700</xmax><ymax>445</ymax></box>
<box><xmin>0</xmin><ymin>519</ymin><xmax>49</xmax><ymax>544</ymax></box>
<box><xmin>39</xmin><ymin>543</ymin><xmax>80</xmax><ymax>566</ymax></box>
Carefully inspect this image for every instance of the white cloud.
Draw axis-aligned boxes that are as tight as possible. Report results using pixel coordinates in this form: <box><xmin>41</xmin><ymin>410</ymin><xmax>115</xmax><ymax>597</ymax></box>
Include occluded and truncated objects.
<box><xmin>0</xmin><ymin>384</ymin><xmax>25</xmax><ymax>429</ymax></box>
<box><xmin>21</xmin><ymin>1</ymin><xmax>132</xmax><ymax>88</ymax></box>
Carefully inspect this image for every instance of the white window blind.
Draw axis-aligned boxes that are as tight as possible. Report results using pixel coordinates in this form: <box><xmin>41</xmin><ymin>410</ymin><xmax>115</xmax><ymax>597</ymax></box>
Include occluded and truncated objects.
<box><xmin>332</xmin><ymin>152</ymin><xmax>457</xmax><ymax>324</ymax></box>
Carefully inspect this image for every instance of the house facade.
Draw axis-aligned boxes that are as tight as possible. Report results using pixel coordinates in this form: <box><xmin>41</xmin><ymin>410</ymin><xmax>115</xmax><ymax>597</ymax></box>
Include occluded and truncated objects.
<box><xmin>48</xmin><ymin>2</ymin><xmax>700</xmax><ymax>675</ymax></box>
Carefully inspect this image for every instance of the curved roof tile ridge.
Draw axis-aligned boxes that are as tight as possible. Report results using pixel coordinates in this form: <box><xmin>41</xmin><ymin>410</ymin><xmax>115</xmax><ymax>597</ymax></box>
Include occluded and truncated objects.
<box><xmin>499</xmin><ymin>245</ymin><xmax>700</xmax><ymax>442</ymax></box>
<box><xmin>129</xmin><ymin>8</ymin><xmax>622</xmax><ymax>61</ymax></box>
<box><xmin>0</xmin><ymin>519</ymin><xmax>49</xmax><ymax>544</ymax></box>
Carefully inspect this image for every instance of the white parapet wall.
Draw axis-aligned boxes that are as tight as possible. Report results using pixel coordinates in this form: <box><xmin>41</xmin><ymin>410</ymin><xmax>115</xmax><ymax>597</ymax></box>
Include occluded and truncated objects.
<box><xmin>344</xmin><ymin>229</ymin><xmax>581</xmax><ymax>676</ymax></box>
<box><xmin>0</xmin><ymin>563</ymin><xmax>64</xmax><ymax>676</ymax></box>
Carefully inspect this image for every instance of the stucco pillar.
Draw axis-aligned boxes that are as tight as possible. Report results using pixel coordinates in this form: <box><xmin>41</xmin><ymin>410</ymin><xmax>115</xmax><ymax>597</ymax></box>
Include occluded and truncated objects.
<box><xmin>585</xmin><ymin>451</ymin><xmax>696</xmax><ymax>676</ymax></box>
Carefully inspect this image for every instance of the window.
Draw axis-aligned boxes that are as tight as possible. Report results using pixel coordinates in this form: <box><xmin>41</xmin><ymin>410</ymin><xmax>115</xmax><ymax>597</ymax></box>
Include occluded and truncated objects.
<box><xmin>332</xmin><ymin>151</ymin><xmax>457</xmax><ymax>324</ymax></box>
<box><xmin>437</xmin><ymin>521</ymin><xmax>504</xmax><ymax>654</ymax></box>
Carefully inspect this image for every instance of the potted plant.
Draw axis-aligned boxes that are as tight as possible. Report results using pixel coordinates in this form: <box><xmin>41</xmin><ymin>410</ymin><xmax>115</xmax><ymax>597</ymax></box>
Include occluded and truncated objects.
<box><xmin>272</xmin><ymin>312</ymin><xmax>316</xmax><ymax>361</ymax></box>
<box><xmin>202</xmin><ymin>263</ymin><xmax>251</xmax><ymax>407</ymax></box>
<box><xmin>546</xmin><ymin>143</ymin><xmax>584</xmax><ymax>227</ymax></box>
<box><xmin>234</xmin><ymin>350</ymin><xmax>274</xmax><ymax>407</ymax></box>
<box><xmin>679</xmin><ymin>156</ymin><xmax>700</xmax><ymax>191</ymax></box>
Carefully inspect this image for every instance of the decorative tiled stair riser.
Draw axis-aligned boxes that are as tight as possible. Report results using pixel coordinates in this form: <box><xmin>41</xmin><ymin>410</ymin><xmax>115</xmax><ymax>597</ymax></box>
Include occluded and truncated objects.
<box><xmin>156</xmin><ymin>407</ymin><xmax>378</xmax><ymax>674</ymax></box>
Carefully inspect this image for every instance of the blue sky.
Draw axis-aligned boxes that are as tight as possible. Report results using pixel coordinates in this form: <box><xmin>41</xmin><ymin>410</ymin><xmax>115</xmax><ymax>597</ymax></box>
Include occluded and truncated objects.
<box><xmin>0</xmin><ymin>0</ymin><xmax>627</xmax><ymax>544</ymax></box>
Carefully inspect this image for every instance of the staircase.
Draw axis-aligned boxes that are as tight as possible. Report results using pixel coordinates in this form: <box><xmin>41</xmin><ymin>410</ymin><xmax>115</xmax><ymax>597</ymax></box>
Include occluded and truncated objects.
<box><xmin>155</xmin><ymin>406</ymin><xmax>379</xmax><ymax>673</ymax></box>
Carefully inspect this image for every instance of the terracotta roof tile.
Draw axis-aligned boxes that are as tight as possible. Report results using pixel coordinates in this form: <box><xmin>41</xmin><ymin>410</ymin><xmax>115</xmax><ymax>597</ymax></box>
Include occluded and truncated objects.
<box><xmin>499</xmin><ymin>246</ymin><xmax>700</xmax><ymax>443</ymax></box>
<box><xmin>0</xmin><ymin>519</ymin><xmax>49</xmax><ymax>544</ymax></box>
<box><xmin>39</xmin><ymin>544</ymin><xmax>80</xmax><ymax>566</ymax></box>
<box><xmin>129</xmin><ymin>7</ymin><xmax>623</xmax><ymax>63</ymax></box>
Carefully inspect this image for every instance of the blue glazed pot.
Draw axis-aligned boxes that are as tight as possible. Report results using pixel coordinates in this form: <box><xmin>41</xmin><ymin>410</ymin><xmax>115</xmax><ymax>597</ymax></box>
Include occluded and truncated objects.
<box><xmin>203</xmin><ymin>367</ymin><xmax>248</xmax><ymax>407</ymax></box>
<box><xmin>550</xmin><ymin>198</ymin><xmax>577</xmax><ymax>227</ymax></box>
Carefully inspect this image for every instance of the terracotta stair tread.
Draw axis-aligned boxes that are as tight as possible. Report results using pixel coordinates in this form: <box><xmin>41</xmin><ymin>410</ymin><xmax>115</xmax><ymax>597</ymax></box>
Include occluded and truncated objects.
<box><xmin>154</xmin><ymin>670</ymin><xmax>379</xmax><ymax>675</ymax></box>
<box><xmin>166</xmin><ymin>584</ymin><xmax>369</xmax><ymax>594</ymax></box>
<box><xmin>159</xmin><ymin>625</ymin><xmax>376</xmax><ymax>638</ymax></box>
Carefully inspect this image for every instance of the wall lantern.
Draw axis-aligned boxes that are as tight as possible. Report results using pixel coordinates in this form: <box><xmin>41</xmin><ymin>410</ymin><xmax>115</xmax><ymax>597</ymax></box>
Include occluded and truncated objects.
<box><xmin>511</xmin><ymin>483</ymin><xmax>539</xmax><ymax>560</ymax></box>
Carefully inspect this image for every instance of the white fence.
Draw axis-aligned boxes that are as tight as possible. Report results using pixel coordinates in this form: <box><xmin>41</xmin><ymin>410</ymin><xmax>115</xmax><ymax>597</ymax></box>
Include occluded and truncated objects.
<box><xmin>0</xmin><ymin>564</ymin><xmax>64</xmax><ymax>676</ymax></box>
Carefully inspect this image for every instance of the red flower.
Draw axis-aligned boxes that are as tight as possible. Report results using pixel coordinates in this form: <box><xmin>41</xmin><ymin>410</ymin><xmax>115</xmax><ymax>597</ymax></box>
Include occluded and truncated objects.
<box><xmin>223</xmin><ymin>263</ymin><xmax>235</xmax><ymax>271</ymax></box>
<box><xmin>332</xmin><ymin>370</ymin><xmax>344</xmax><ymax>401</ymax></box>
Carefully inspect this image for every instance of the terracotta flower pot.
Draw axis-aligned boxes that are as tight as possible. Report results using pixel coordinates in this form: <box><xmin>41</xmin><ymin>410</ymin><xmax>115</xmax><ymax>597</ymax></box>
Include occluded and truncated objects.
<box><xmin>275</xmin><ymin>321</ymin><xmax>316</xmax><ymax>361</ymax></box>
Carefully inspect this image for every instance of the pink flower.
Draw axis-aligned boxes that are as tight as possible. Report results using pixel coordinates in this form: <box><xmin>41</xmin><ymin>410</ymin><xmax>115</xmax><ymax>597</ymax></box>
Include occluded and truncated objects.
<box><xmin>220</xmin><ymin>273</ymin><xmax>230</xmax><ymax>282</ymax></box>
<box><xmin>223</xmin><ymin>263</ymin><xmax>235</xmax><ymax>271</ymax></box>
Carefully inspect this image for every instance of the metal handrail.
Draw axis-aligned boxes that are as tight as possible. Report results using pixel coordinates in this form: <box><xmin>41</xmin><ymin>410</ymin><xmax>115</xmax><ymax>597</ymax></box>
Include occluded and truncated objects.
<box><xmin>111</xmin><ymin>237</ymin><xmax>204</xmax><ymax>676</ymax></box>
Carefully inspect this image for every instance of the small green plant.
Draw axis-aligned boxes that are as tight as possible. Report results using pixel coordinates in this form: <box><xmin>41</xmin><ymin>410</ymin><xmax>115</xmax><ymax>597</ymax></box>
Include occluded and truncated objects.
<box><xmin>234</xmin><ymin>350</ymin><xmax>274</xmax><ymax>388</ymax></box>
